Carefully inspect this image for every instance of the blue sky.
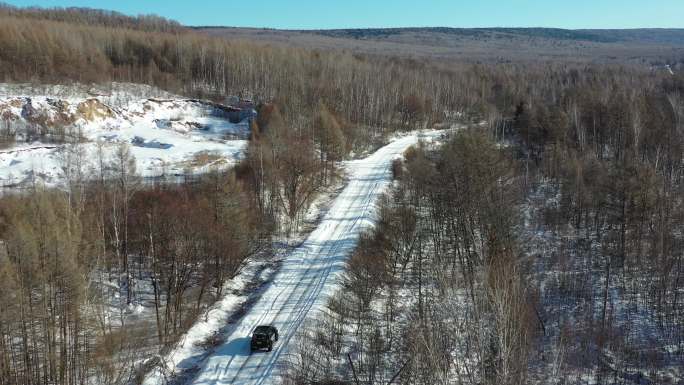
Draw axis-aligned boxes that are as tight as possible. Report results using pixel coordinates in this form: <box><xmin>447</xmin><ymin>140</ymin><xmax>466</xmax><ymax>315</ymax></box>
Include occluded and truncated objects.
<box><xmin>4</xmin><ymin>0</ymin><xmax>683</xmax><ymax>29</ymax></box>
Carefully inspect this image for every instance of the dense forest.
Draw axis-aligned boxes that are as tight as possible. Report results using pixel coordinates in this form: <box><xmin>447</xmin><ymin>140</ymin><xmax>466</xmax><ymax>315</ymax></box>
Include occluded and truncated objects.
<box><xmin>283</xmin><ymin>45</ymin><xmax>684</xmax><ymax>385</ymax></box>
<box><xmin>0</xmin><ymin>4</ymin><xmax>683</xmax><ymax>385</ymax></box>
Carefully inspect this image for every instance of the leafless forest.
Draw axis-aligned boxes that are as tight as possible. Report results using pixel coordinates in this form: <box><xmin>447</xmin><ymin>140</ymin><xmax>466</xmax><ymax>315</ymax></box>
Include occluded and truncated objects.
<box><xmin>0</xmin><ymin>4</ymin><xmax>683</xmax><ymax>385</ymax></box>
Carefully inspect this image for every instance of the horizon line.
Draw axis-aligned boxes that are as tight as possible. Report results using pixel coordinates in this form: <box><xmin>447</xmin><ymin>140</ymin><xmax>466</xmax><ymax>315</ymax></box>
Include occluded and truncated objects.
<box><xmin>191</xmin><ymin>25</ymin><xmax>684</xmax><ymax>31</ymax></box>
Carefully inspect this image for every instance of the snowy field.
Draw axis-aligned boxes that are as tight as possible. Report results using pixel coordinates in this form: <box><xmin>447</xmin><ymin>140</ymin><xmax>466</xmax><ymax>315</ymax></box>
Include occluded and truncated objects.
<box><xmin>143</xmin><ymin>130</ymin><xmax>441</xmax><ymax>385</ymax></box>
<box><xmin>0</xmin><ymin>83</ymin><xmax>250</xmax><ymax>189</ymax></box>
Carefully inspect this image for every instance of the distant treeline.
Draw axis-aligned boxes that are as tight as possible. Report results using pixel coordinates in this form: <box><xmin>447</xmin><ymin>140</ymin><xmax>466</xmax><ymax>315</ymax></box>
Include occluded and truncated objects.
<box><xmin>0</xmin><ymin>3</ymin><xmax>183</xmax><ymax>32</ymax></box>
<box><xmin>308</xmin><ymin>27</ymin><xmax>618</xmax><ymax>43</ymax></box>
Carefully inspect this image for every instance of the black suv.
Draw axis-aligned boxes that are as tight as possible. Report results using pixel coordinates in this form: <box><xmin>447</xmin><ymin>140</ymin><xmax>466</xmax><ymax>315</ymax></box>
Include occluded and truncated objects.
<box><xmin>250</xmin><ymin>325</ymin><xmax>278</xmax><ymax>352</ymax></box>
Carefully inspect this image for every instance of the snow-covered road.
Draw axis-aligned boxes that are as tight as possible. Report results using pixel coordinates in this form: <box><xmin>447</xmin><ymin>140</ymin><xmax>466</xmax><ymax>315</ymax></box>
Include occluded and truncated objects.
<box><xmin>187</xmin><ymin>132</ymin><xmax>436</xmax><ymax>385</ymax></box>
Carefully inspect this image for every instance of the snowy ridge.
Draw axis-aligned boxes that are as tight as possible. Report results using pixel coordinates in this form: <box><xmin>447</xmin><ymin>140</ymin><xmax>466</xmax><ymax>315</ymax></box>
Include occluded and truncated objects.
<box><xmin>142</xmin><ymin>130</ymin><xmax>440</xmax><ymax>385</ymax></box>
<box><xmin>0</xmin><ymin>84</ymin><xmax>249</xmax><ymax>189</ymax></box>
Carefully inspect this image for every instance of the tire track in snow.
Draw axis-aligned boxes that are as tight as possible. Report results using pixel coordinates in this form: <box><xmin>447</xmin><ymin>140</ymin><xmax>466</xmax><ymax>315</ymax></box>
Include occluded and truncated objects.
<box><xmin>253</xmin><ymin>164</ymin><xmax>386</xmax><ymax>385</ymax></box>
<box><xmin>188</xmin><ymin>132</ymin><xmax>435</xmax><ymax>385</ymax></box>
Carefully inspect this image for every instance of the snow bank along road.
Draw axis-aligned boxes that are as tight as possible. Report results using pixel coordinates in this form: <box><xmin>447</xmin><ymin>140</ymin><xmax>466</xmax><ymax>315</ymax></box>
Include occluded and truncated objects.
<box><xmin>188</xmin><ymin>131</ymin><xmax>437</xmax><ymax>385</ymax></box>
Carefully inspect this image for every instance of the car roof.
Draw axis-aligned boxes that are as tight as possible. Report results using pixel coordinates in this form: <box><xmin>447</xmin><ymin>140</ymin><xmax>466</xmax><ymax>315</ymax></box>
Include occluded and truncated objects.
<box><xmin>254</xmin><ymin>325</ymin><xmax>272</xmax><ymax>334</ymax></box>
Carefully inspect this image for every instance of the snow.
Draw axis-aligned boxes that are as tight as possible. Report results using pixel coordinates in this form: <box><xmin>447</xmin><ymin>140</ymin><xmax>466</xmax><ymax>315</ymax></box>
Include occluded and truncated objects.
<box><xmin>140</xmin><ymin>178</ymin><xmax>347</xmax><ymax>385</ymax></box>
<box><xmin>142</xmin><ymin>130</ymin><xmax>440</xmax><ymax>385</ymax></box>
<box><xmin>0</xmin><ymin>85</ymin><xmax>250</xmax><ymax>189</ymax></box>
<box><xmin>142</xmin><ymin>260</ymin><xmax>274</xmax><ymax>385</ymax></box>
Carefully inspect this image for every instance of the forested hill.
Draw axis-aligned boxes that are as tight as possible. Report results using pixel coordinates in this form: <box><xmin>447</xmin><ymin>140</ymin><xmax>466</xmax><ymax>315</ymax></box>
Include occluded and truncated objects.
<box><xmin>1</xmin><ymin>4</ymin><xmax>684</xmax><ymax>385</ymax></box>
<box><xmin>198</xmin><ymin>26</ymin><xmax>684</xmax><ymax>63</ymax></box>
<box><xmin>580</xmin><ymin>28</ymin><xmax>684</xmax><ymax>45</ymax></box>
<box><xmin>0</xmin><ymin>3</ymin><xmax>183</xmax><ymax>32</ymax></box>
<box><xmin>297</xmin><ymin>27</ymin><xmax>684</xmax><ymax>45</ymax></box>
